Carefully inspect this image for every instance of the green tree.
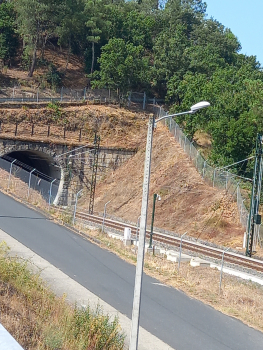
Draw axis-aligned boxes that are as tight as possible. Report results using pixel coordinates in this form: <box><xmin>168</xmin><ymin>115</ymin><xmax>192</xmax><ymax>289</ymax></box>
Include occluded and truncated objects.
<box><xmin>15</xmin><ymin>0</ymin><xmax>62</xmax><ymax>76</ymax></box>
<box><xmin>57</xmin><ymin>0</ymin><xmax>86</xmax><ymax>71</ymax></box>
<box><xmin>0</xmin><ymin>1</ymin><xmax>18</xmax><ymax>65</ymax></box>
<box><xmin>92</xmin><ymin>38</ymin><xmax>150</xmax><ymax>93</ymax></box>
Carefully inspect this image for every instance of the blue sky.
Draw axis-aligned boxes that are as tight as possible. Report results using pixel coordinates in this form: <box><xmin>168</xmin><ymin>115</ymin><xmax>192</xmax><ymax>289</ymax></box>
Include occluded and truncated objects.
<box><xmin>204</xmin><ymin>0</ymin><xmax>263</xmax><ymax>66</ymax></box>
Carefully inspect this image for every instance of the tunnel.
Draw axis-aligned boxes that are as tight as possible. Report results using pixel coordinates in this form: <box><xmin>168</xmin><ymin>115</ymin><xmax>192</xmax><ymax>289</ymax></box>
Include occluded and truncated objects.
<box><xmin>0</xmin><ymin>150</ymin><xmax>62</xmax><ymax>203</ymax></box>
<box><xmin>3</xmin><ymin>150</ymin><xmax>61</xmax><ymax>180</ymax></box>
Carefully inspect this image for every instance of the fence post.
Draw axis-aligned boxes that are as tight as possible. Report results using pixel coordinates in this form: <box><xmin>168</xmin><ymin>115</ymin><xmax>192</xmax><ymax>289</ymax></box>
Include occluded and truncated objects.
<box><xmin>8</xmin><ymin>159</ymin><xmax>16</xmax><ymax>189</ymax></box>
<box><xmin>63</xmin><ymin>126</ymin><xmax>66</xmax><ymax>139</ymax></box>
<box><xmin>27</xmin><ymin>168</ymin><xmax>35</xmax><ymax>199</ymax></box>
<box><xmin>83</xmin><ymin>87</ymin><xmax>86</xmax><ymax>101</ymax></box>
<box><xmin>31</xmin><ymin>123</ymin><xmax>34</xmax><ymax>136</ymax></box>
<box><xmin>178</xmin><ymin>232</ymin><xmax>187</xmax><ymax>270</ymax></box>
<box><xmin>15</xmin><ymin>122</ymin><xmax>18</xmax><ymax>136</ymax></box>
<box><xmin>202</xmin><ymin>161</ymin><xmax>206</xmax><ymax>179</ymax></box>
<box><xmin>196</xmin><ymin>151</ymin><xmax>199</xmax><ymax>168</ymax></box>
<box><xmin>212</xmin><ymin>168</ymin><xmax>216</xmax><ymax>187</ymax></box>
<box><xmin>143</xmin><ymin>92</ymin><xmax>146</xmax><ymax>110</ymax></box>
<box><xmin>219</xmin><ymin>248</ymin><xmax>230</xmax><ymax>294</ymax></box>
<box><xmin>48</xmin><ymin>179</ymin><xmax>56</xmax><ymax>211</ymax></box>
<box><xmin>73</xmin><ymin>189</ymin><xmax>83</xmax><ymax>225</ymax></box>
<box><xmin>79</xmin><ymin>128</ymin><xmax>82</xmax><ymax>142</ymax></box>
<box><xmin>60</xmin><ymin>87</ymin><xmax>63</xmax><ymax>102</ymax></box>
<box><xmin>102</xmin><ymin>199</ymin><xmax>111</xmax><ymax>233</ymax></box>
<box><xmin>47</xmin><ymin>124</ymin><xmax>50</xmax><ymax>137</ymax></box>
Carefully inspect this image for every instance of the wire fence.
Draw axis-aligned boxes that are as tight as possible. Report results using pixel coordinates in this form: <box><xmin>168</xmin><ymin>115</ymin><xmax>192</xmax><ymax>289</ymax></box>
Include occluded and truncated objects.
<box><xmin>0</xmin><ymin>86</ymin><xmax>164</xmax><ymax>111</ymax></box>
<box><xmin>0</xmin><ymin>156</ymin><xmax>60</xmax><ymax>207</ymax></box>
<box><xmin>155</xmin><ymin>107</ymin><xmax>261</xmax><ymax>246</ymax></box>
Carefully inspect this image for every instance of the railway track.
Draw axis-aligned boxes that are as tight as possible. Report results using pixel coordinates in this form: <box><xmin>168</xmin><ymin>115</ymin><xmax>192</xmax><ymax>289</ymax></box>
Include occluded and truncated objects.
<box><xmin>65</xmin><ymin>210</ymin><xmax>263</xmax><ymax>274</ymax></box>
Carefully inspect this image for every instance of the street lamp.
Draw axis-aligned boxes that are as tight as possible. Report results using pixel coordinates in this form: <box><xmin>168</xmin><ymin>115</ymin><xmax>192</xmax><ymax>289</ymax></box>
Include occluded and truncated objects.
<box><xmin>129</xmin><ymin>101</ymin><xmax>210</xmax><ymax>350</ymax></box>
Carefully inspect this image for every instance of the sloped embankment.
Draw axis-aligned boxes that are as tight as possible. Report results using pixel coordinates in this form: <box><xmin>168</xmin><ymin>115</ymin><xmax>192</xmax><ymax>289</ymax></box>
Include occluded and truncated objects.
<box><xmin>84</xmin><ymin>124</ymin><xmax>243</xmax><ymax>248</ymax></box>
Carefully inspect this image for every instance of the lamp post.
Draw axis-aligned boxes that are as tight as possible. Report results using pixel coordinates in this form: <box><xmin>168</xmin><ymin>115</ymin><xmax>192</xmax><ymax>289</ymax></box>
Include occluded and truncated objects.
<box><xmin>129</xmin><ymin>101</ymin><xmax>210</xmax><ymax>350</ymax></box>
<box><xmin>149</xmin><ymin>193</ymin><xmax>161</xmax><ymax>249</ymax></box>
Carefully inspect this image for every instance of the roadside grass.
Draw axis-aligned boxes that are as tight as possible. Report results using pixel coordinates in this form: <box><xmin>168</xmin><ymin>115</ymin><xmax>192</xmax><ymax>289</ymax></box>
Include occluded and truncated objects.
<box><xmin>0</xmin><ymin>242</ymin><xmax>125</xmax><ymax>350</ymax></box>
<box><xmin>75</xmin><ymin>226</ymin><xmax>263</xmax><ymax>333</ymax></box>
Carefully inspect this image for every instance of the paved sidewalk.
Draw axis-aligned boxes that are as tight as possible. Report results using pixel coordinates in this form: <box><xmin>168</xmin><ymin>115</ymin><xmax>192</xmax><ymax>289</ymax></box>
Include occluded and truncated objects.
<box><xmin>0</xmin><ymin>229</ymin><xmax>175</xmax><ymax>350</ymax></box>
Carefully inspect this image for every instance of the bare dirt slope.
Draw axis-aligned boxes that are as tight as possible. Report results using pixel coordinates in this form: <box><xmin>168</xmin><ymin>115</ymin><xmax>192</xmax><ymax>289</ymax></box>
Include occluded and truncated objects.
<box><xmin>80</xmin><ymin>123</ymin><xmax>244</xmax><ymax>248</ymax></box>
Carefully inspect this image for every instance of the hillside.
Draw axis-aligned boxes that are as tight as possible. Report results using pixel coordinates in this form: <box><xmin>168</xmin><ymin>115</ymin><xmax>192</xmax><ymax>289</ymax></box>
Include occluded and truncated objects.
<box><xmin>79</xmin><ymin>123</ymin><xmax>244</xmax><ymax>249</ymax></box>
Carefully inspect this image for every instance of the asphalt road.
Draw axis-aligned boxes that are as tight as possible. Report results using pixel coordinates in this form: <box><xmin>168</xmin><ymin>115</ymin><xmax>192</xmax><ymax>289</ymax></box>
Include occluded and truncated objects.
<box><xmin>0</xmin><ymin>191</ymin><xmax>262</xmax><ymax>350</ymax></box>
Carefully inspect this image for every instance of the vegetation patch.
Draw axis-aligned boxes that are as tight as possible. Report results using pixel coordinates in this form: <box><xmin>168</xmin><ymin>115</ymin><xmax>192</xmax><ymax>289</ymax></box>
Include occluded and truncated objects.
<box><xmin>0</xmin><ymin>242</ymin><xmax>125</xmax><ymax>350</ymax></box>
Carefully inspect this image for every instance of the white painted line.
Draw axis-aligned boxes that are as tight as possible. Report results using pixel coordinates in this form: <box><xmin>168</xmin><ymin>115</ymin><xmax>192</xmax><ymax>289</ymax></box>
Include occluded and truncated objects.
<box><xmin>0</xmin><ymin>324</ymin><xmax>24</xmax><ymax>350</ymax></box>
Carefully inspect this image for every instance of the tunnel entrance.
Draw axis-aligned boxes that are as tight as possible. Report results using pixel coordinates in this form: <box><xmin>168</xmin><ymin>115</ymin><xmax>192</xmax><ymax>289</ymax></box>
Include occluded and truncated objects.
<box><xmin>0</xmin><ymin>150</ymin><xmax>62</xmax><ymax>204</ymax></box>
<box><xmin>3</xmin><ymin>150</ymin><xmax>61</xmax><ymax>180</ymax></box>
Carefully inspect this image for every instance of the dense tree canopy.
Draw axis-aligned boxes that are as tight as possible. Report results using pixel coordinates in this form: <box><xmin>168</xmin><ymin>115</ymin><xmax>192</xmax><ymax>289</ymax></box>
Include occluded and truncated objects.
<box><xmin>1</xmin><ymin>0</ymin><xmax>263</xmax><ymax>167</ymax></box>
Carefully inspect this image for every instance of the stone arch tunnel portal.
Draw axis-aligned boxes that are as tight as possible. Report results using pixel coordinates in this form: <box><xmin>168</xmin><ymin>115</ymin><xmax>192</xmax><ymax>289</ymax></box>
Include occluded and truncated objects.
<box><xmin>5</xmin><ymin>150</ymin><xmax>61</xmax><ymax>180</ymax></box>
<box><xmin>1</xmin><ymin>150</ymin><xmax>62</xmax><ymax>204</ymax></box>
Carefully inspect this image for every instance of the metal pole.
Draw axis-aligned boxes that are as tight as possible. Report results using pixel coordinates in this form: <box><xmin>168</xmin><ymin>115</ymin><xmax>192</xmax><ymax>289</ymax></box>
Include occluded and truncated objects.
<box><xmin>135</xmin><ymin>216</ymin><xmax>141</xmax><ymax>245</ymax></box>
<box><xmin>102</xmin><ymin>200</ymin><xmax>111</xmax><ymax>233</ymax></box>
<box><xmin>73</xmin><ymin>189</ymin><xmax>83</xmax><ymax>225</ymax></box>
<box><xmin>129</xmin><ymin>116</ymin><xmax>154</xmax><ymax>350</ymax></box>
<box><xmin>178</xmin><ymin>232</ymin><xmax>187</xmax><ymax>270</ymax></box>
<box><xmin>27</xmin><ymin>169</ymin><xmax>35</xmax><ymax>198</ymax></box>
<box><xmin>142</xmin><ymin>92</ymin><xmax>146</xmax><ymax>110</ymax></box>
<box><xmin>213</xmin><ymin>169</ymin><xmax>216</xmax><ymax>187</ymax></box>
<box><xmin>8</xmin><ymin>159</ymin><xmax>16</xmax><ymax>189</ymax></box>
<box><xmin>149</xmin><ymin>193</ymin><xmax>157</xmax><ymax>248</ymax></box>
<box><xmin>219</xmin><ymin>247</ymin><xmax>230</xmax><ymax>294</ymax></box>
<box><xmin>48</xmin><ymin>179</ymin><xmax>56</xmax><ymax>211</ymax></box>
<box><xmin>60</xmin><ymin>87</ymin><xmax>63</xmax><ymax>102</ymax></box>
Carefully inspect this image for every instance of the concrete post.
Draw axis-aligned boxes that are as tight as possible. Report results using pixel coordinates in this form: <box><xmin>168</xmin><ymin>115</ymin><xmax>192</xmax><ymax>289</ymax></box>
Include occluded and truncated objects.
<box><xmin>178</xmin><ymin>232</ymin><xmax>187</xmax><ymax>270</ymax></box>
<box><xmin>48</xmin><ymin>179</ymin><xmax>56</xmax><ymax>211</ymax></box>
<box><xmin>73</xmin><ymin>189</ymin><xmax>83</xmax><ymax>225</ymax></box>
<box><xmin>129</xmin><ymin>116</ymin><xmax>154</xmax><ymax>350</ymax></box>
<box><xmin>27</xmin><ymin>169</ymin><xmax>35</xmax><ymax>199</ymax></box>
<box><xmin>8</xmin><ymin>159</ymin><xmax>16</xmax><ymax>189</ymax></box>
<box><xmin>102</xmin><ymin>200</ymin><xmax>111</xmax><ymax>232</ymax></box>
<box><xmin>219</xmin><ymin>248</ymin><xmax>230</xmax><ymax>294</ymax></box>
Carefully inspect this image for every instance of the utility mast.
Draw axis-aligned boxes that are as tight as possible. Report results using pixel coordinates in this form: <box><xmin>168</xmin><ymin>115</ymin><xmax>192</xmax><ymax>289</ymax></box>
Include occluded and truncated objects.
<box><xmin>246</xmin><ymin>134</ymin><xmax>263</xmax><ymax>257</ymax></box>
<box><xmin>89</xmin><ymin>133</ymin><xmax>100</xmax><ymax>214</ymax></box>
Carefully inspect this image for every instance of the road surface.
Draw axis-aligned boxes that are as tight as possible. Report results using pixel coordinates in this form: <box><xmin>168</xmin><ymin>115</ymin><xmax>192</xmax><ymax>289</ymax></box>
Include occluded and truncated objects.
<box><xmin>0</xmin><ymin>191</ymin><xmax>262</xmax><ymax>350</ymax></box>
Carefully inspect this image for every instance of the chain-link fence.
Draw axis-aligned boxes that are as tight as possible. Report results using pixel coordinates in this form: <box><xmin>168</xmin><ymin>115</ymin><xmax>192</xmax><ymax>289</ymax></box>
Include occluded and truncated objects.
<box><xmin>156</xmin><ymin>107</ymin><xmax>253</xmax><ymax>239</ymax></box>
<box><xmin>0</xmin><ymin>86</ymin><xmax>120</xmax><ymax>104</ymax></box>
<box><xmin>0</xmin><ymin>156</ymin><xmax>60</xmax><ymax>208</ymax></box>
<box><xmin>0</xmin><ymin>87</ymin><xmax>165</xmax><ymax>110</ymax></box>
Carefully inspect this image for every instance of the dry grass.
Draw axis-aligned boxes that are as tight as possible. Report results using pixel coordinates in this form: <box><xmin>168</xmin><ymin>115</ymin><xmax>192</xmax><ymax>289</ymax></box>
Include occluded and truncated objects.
<box><xmin>0</xmin><ymin>242</ymin><xmax>125</xmax><ymax>350</ymax></box>
<box><xmin>0</xmin><ymin>104</ymin><xmax>148</xmax><ymax>148</ymax></box>
<box><xmin>76</xmin><ymin>227</ymin><xmax>263</xmax><ymax>333</ymax></box>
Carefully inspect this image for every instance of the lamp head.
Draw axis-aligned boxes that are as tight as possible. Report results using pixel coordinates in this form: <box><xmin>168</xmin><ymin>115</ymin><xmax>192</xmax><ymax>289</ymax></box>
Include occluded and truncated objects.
<box><xmin>190</xmin><ymin>101</ymin><xmax>210</xmax><ymax>113</ymax></box>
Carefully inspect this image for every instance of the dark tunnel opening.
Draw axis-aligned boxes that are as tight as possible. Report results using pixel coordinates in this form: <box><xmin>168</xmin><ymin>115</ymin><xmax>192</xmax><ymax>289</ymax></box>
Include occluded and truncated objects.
<box><xmin>3</xmin><ymin>150</ymin><xmax>61</xmax><ymax>180</ymax></box>
<box><xmin>0</xmin><ymin>150</ymin><xmax>62</xmax><ymax>203</ymax></box>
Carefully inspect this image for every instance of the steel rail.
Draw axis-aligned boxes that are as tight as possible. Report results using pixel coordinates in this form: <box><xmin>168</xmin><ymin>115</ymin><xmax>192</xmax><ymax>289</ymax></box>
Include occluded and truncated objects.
<box><xmin>57</xmin><ymin>209</ymin><xmax>263</xmax><ymax>273</ymax></box>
